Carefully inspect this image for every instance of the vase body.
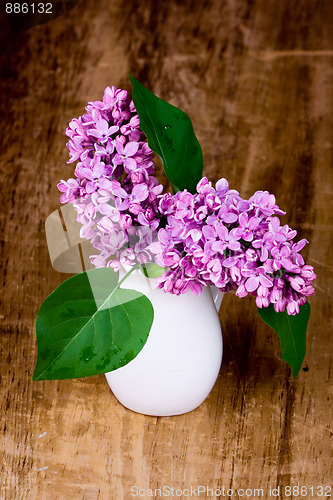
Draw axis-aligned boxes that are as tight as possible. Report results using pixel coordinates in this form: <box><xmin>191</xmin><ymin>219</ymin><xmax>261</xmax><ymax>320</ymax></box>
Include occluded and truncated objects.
<box><xmin>105</xmin><ymin>269</ymin><xmax>223</xmax><ymax>416</ymax></box>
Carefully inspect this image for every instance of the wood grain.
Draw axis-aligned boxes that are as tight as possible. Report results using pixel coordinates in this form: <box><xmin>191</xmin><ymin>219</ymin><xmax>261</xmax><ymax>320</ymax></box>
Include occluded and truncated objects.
<box><xmin>0</xmin><ymin>0</ymin><xmax>332</xmax><ymax>498</ymax></box>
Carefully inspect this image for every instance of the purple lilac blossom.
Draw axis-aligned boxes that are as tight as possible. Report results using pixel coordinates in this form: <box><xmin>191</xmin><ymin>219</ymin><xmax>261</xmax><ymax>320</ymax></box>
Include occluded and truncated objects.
<box><xmin>149</xmin><ymin>178</ymin><xmax>316</xmax><ymax>315</ymax></box>
<box><xmin>58</xmin><ymin>86</ymin><xmax>164</xmax><ymax>270</ymax></box>
<box><xmin>58</xmin><ymin>86</ymin><xmax>316</xmax><ymax>315</ymax></box>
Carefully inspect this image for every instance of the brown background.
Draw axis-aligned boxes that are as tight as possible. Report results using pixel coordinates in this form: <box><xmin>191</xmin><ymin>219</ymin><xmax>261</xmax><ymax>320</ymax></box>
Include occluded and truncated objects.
<box><xmin>0</xmin><ymin>0</ymin><xmax>332</xmax><ymax>498</ymax></box>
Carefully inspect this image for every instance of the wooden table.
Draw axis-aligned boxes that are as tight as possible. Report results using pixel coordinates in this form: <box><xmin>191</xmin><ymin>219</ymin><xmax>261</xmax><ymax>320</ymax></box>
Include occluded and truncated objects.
<box><xmin>1</xmin><ymin>0</ymin><xmax>332</xmax><ymax>498</ymax></box>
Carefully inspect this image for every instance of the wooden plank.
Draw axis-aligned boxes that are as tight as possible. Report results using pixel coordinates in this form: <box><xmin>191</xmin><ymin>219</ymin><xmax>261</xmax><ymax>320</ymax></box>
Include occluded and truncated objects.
<box><xmin>0</xmin><ymin>0</ymin><xmax>332</xmax><ymax>498</ymax></box>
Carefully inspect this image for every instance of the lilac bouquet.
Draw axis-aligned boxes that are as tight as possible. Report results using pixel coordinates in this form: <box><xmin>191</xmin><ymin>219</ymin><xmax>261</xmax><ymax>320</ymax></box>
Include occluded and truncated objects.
<box><xmin>33</xmin><ymin>77</ymin><xmax>316</xmax><ymax>383</ymax></box>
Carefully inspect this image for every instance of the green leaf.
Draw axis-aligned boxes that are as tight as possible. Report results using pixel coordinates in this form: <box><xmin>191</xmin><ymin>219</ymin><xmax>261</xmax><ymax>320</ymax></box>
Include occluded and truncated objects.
<box><xmin>140</xmin><ymin>263</ymin><xmax>168</xmax><ymax>279</ymax></box>
<box><xmin>33</xmin><ymin>268</ymin><xmax>154</xmax><ymax>381</ymax></box>
<box><xmin>129</xmin><ymin>75</ymin><xmax>203</xmax><ymax>194</ymax></box>
<box><xmin>257</xmin><ymin>302</ymin><xmax>310</xmax><ymax>378</ymax></box>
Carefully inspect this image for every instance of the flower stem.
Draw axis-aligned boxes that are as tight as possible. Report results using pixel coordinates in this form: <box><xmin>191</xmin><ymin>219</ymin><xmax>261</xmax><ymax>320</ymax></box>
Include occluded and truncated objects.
<box><xmin>117</xmin><ymin>263</ymin><xmax>141</xmax><ymax>288</ymax></box>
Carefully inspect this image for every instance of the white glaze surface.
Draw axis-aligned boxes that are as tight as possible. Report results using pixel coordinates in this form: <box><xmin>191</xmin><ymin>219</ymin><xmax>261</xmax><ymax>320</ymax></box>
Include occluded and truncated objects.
<box><xmin>105</xmin><ymin>269</ymin><xmax>223</xmax><ymax>416</ymax></box>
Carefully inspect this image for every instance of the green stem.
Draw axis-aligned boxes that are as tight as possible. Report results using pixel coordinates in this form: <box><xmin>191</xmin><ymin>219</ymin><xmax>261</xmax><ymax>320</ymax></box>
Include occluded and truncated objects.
<box><xmin>117</xmin><ymin>263</ymin><xmax>141</xmax><ymax>288</ymax></box>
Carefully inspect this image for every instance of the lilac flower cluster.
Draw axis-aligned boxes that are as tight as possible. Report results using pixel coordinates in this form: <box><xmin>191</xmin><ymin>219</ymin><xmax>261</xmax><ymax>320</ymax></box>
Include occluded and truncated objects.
<box><xmin>149</xmin><ymin>178</ymin><xmax>316</xmax><ymax>315</ymax></box>
<box><xmin>57</xmin><ymin>86</ymin><xmax>163</xmax><ymax>269</ymax></box>
<box><xmin>58</xmin><ymin>86</ymin><xmax>316</xmax><ymax>315</ymax></box>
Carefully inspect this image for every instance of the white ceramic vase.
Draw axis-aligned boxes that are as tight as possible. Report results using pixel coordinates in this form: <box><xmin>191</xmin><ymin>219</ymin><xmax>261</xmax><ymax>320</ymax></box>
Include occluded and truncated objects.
<box><xmin>105</xmin><ymin>268</ymin><xmax>223</xmax><ymax>416</ymax></box>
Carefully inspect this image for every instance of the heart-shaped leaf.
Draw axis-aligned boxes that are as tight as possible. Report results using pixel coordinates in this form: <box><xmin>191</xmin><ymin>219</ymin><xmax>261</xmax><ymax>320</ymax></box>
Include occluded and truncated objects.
<box><xmin>129</xmin><ymin>75</ymin><xmax>203</xmax><ymax>194</ymax></box>
<box><xmin>33</xmin><ymin>268</ymin><xmax>154</xmax><ymax>380</ymax></box>
<box><xmin>257</xmin><ymin>302</ymin><xmax>310</xmax><ymax>378</ymax></box>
